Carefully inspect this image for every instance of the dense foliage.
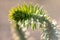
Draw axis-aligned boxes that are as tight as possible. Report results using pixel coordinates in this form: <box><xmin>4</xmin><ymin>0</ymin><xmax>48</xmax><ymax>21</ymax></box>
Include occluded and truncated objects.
<box><xmin>9</xmin><ymin>4</ymin><xmax>58</xmax><ymax>40</ymax></box>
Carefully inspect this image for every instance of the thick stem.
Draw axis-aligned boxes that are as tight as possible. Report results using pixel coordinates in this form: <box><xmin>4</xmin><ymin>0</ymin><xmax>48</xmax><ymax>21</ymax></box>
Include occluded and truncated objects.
<box><xmin>11</xmin><ymin>22</ymin><xmax>27</xmax><ymax>40</ymax></box>
<box><xmin>16</xmin><ymin>23</ymin><xmax>26</xmax><ymax>40</ymax></box>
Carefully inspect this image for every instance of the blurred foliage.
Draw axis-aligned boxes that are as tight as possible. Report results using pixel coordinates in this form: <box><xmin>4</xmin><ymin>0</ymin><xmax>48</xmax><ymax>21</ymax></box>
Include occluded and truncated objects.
<box><xmin>9</xmin><ymin>4</ymin><xmax>58</xmax><ymax>40</ymax></box>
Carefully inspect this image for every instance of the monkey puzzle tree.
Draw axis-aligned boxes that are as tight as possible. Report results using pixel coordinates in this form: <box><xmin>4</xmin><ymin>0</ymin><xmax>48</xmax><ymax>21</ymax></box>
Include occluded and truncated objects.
<box><xmin>9</xmin><ymin>4</ymin><xmax>58</xmax><ymax>40</ymax></box>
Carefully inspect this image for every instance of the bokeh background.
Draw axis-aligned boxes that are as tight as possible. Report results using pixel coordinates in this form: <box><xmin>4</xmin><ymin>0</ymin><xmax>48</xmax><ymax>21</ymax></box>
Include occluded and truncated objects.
<box><xmin>0</xmin><ymin>0</ymin><xmax>60</xmax><ymax>40</ymax></box>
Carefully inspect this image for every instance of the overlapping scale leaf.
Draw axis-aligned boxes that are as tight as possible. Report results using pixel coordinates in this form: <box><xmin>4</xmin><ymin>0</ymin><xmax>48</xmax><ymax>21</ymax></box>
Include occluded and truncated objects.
<box><xmin>9</xmin><ymin>4</ymin><xmax>59</xmax><ymax>40</ymax></box>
